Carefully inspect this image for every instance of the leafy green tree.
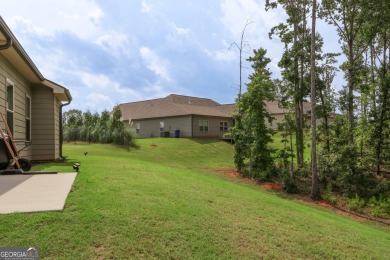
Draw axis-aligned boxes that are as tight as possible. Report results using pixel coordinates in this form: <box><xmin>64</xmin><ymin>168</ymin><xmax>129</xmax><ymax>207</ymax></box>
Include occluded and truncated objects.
<box><xmin>63</xmin><ymin>108</ymin><xmax>137</xmax><ymax>148</ymax></box>
<box><xmin>231</xmin><ymin>48</ymin><xmax>275</xmax><ymax>179</ymax></box>
<box><xmin>320</xmin><ymin>0</ymin><xmax>368</xmax><ymax>144</ymax></box>
<box><xmin>266</xmin><ymin>0</ymin><xmax>313</xmax><ymax>168</ymax></box>
<box><xmin>316</xmin><ymin>53</ymin><xmax>338</xmax><ymax>153</ymax></box>
<box><xmin>310</xmin><ymin>0</ymin><xmax>320</xmax><ymax>200</ymax></box>
<box><xmin>63</xmin><ymin>109</ymin><xmax>83</xmax><ymax>142</ymax></box>
<box><xmin>362</xmin><ymin>0</ymin><xmax>390</xmax><ymax>175</ymax></box>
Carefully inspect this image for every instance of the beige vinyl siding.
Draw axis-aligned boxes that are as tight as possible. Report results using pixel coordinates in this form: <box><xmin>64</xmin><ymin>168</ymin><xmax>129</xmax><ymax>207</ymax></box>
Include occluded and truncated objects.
<box><xmin>31</xmin><ymin>85</ymin><xmax>56</xmax><ymax>160</ymax></box>
<box><xmin>192</xmin><ymin>116</ymin><xmax>233</xmax><ymax>138</ymax></box>
<box><xmin>0</xmin><ymin>74</ymin><xmax>5</xmax><ymax>120</ymax></box>
<box><xmin>268</xmin><ymin>113</ymin><xmax>322</xmax><ymax>130</ymax></box>
<box><xmin>0</xmin><ymin>53</ymin><xmax>33</xmax><ymax>159</ymax></box>
<box><xmin>267</xmin><ymin>114</ymin><xmax>284</xmax><ymax>130</ymax></box>
<box><xmin>54</xmin><ymin>98</ymin><xmax>61</xmax><ymax>159</ymax></box>
<box><xmin>130</xmin><ymin>116</ymin><xmax>192</xmax><ymax>138</ymax></box>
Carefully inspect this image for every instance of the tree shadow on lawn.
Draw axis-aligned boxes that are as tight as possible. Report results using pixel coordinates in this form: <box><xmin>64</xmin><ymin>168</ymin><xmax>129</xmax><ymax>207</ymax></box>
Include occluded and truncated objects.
<box><xmin>190</xmin><ymin>138</ymin><xmax>226</xmax><ymax>145</ymax></box>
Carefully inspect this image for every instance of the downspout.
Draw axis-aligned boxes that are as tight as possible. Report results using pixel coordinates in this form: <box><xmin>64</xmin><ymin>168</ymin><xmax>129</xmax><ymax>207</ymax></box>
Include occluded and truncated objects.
<box><xmin>59</xmin><ymin>88</ymin><xmax>72</xmax><ymax>160</ymax></box>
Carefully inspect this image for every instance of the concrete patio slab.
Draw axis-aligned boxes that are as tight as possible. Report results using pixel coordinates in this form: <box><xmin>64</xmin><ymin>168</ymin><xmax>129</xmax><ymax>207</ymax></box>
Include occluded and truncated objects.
<box><xmin>0</xmin><ymin>173</ymin><xmax>77</xmax><ymax>214</ymax></box>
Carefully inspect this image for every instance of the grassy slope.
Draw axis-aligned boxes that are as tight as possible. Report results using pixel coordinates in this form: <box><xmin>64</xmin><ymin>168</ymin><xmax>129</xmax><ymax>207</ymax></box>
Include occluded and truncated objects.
<box><xmin>0</xmin><ymin>138</ymin><xmax>388</xmax><ymax>259</ymax></box>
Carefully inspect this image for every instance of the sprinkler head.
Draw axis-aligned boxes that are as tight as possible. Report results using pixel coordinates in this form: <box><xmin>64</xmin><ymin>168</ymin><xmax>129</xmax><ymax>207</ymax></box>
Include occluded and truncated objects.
<box><xmin>73</xmin><ymin>163</ymin><xmax>80</xmax><ymax>172</ymax></box>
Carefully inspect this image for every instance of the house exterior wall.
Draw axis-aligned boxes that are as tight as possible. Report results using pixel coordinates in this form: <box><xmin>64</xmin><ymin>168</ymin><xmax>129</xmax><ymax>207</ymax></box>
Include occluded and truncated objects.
<box><xmin>267</xmin><ymin>114</ymin><xmax>284</xmax><ymax>130</ymax></box>
<box><xmin>129</xmin><ymin>115</ymin><xmax>234</xmax><ymax>139</ymax></box>
<box><xmin>130</xmin><ymin>115</ymin><xmax>192</xmax><ymax>138</ymax></box>
<box><xmin>54</xmin><ymin>97</ymin><xmax>61</xmax><ymax>159</ymax></box>
<box><xmin>0</xmin><ymin>53</ymin><xmax>33</xmax><ymax>159</ymax></box>
<box><xmin>192</xmin><ymin>115</ymin><xmax>233</xmax><ymax>138</ymax></box>
<box><xmin>31</xmin><ymin>85</ymin><xmax>56</xmax><ymax>160</ymax></box>
<box><xmin>267</xmin><ymin>113</ymin><xmax>328</xmax><ymax>130</ymax></box>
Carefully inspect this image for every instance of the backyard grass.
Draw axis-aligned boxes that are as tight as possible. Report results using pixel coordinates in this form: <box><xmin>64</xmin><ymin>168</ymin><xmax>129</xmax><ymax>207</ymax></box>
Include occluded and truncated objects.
<box><xmin>0</xmin><ymin>138</ymin><xmax>389</xmax><ymax>259</ymax></box>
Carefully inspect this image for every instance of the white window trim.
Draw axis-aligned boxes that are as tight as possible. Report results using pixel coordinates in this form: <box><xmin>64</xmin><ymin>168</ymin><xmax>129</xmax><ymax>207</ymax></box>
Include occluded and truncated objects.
<box><xmin>160</xmin><ymin>121</ymin><xmax>164</xmax><ymax>132</ymax></box>
<box><xmin>199</xmin><ymin>120</ymin><xmax>209</xmax><ymax>132</ymax></box>
<box><xmin>220</xmin><ymin>121</ymin><xmax>228</xmax><ymax>132</ymax></box>
<box><xmin>6</xmin><ymin>79</ymin><xmax>14</xmax><ymax>112</ymax></box>
<box><xmin>5</xmin><ymin>79</ymin><xmax>14</xmax><ymax>135</ymax></box>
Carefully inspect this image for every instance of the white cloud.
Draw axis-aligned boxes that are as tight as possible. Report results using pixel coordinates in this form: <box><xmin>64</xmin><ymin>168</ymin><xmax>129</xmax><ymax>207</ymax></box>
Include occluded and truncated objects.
<box><xmin>9</xmin><ymin>16</ymin><xmax>53</xmax><ymax>39</ymax></box>
<box><xmin>141</xmin><ymin>0</ymin><xmax>152</xmax><ymax>13</ymax></box>
<box><xmin>175</xmin><ymin>26</ymin><xmax>191</xmax><ymax>36</ymax></box>
<box><xmin>80</xmin><ymin>72</ymin><xmax>140</xmax><ymax>96</ymax></box>
<box><xmin>165</xmin><ymin>22</ymin><xmax>194</xmax><ymax>49</ymax></box>
<box><xmin>95</xmin><ymin>32</ymin><xmax>133</xmax><ymax>58</ymax></box>
<box><xmin>88</xmin><ymin>8</ymin><xmax>104</xmax><ymax>26</ymax></box>
<box><xmin>220</xmin><ymin>0</ymin><xmax>285</xmax><ymax>42</ymax></box>
<box><xmin>85</xmin><ymin>92</ymin><xmax>114</xmax><ymax>110</ymax></box>
<box><xmin>204</xmin><ymin>48</ymin><xmax>236</xmax><ymax>61</ymax></box>
<box><xmin>139</xmin><ymin>47</ymin><xmax>171</xmax><ymax>81</ymax></box>
<box><xmin>2</xmin><ymin>0</ymin><xmax>104</xmax><ymax>40</ymax></box>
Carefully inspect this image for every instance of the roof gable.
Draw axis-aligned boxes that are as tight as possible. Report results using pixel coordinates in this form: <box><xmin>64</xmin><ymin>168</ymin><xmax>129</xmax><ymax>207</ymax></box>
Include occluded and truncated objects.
<box><xmin>119</xmin><ymin>95</ymin><xmax>232</xmax><ymax>121</ymax></box>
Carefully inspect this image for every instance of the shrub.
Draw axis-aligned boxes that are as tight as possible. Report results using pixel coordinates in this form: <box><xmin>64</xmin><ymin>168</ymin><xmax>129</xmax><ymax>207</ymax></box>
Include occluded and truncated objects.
<box><xmin>279</xmin><ymin>169</ymin><xmax>299</xmax><ymax>194</ymax></box>
<box><xmin>347</xmin><ymin>194</ymin><xmax>366</xmax><ymax>213</ymax></box>
<box><xmin>63</xmin><ymin>108</ymin><xmax>138</xmax><ymax>149</ymax></box>
<box><xmin>368</xmin><ymin>196</ymin><xmax>390</xmax><ymax>219</ymax></box>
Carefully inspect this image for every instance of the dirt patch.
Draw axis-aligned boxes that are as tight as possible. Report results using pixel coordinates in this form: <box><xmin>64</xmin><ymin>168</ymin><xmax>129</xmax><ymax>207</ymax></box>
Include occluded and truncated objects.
<box><xmin>150</xmin><ymin>144</ymin><xmax>158</xmax><ymax>147</ymax></box>
<box><xmin>216</xmin><ymin>169</ymin><xmax>241</xmax><ymax>178</ymax></box>
<box><xmin>216</xmin><ymin>169</ymin><xmax>283</xmax><ymax>191</ymax></box>
<box><xmin>262</xmin><ymin>182</ymin><xmax>284</xmax><ymax>192</ymax></box>
<box><xmin>95</xmin><ymin>245</ymin><xmax>107</xmax><ymax>252</ymax></box>
<box><xmin>316</xmin><ymin>200</ymin><xmax>332</xmax><ymax>208</ymax></box>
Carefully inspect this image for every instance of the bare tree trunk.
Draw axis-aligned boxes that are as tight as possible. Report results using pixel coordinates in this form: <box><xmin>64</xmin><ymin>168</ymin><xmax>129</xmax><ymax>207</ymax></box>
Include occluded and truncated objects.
<box><xmin>293</xmin><ymin>21</ymin><xmax>304</xmax><ymax>168</ymax></box>
<box><xmin>347</xmin><ymin>42</ymin><xmax>355</xmax><ymax>144</ymax></box>
<box><xmin>310</xmin><ymin>0</ymin><xmax>320</xmax><ymax>200</ymax></box>
<box><xmin>298</xmin><ymin>0</ymin><xmax>308</xmax><ymax>169</ymax></box>
<box><xmin>375</xmin><ymin>33</ymin><xmax>389</xmax><ymax>174</ymax></box>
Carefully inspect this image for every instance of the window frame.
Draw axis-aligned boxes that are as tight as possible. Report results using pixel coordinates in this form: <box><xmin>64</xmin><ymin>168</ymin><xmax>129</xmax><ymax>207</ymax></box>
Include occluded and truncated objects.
<box><xmin>160</xmin><ymin>121</ymin><xmax>164</xmax><ymax>132</ymax></box>
<box><xmin>199</xmin><ymin>120</ymin><xmax>209</xmax><ymax>132</ymax></box>
<box><xmin>6</xmin><ymin>80</ymin><xmax>14</xmax><ymax>135</ymax></box>
<box><xmin>219</xmin><ymin>121</ymin><xmax>228</xmax><ymax>132</ymax></box>
<box><xmin>25</xmin><ymin>94</ymin><xmax>31</xmax><ymax>142</ymax></box>
<box><xmin>135</xmin><ymin>122</ymin><xmax>140</xmax><ymax>134</ymax></box>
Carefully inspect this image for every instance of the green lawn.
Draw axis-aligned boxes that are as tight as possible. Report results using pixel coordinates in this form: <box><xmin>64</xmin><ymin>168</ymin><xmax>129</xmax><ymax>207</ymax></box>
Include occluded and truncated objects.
<box><xmin>272</xmin><ymin>131</ymin><xmax>312</xmax><ymax>161</ymax></box>
<box><xmin>0</xmin><ymin>138</ymin><xmax>389</xmax><ymax>259</ymax></box>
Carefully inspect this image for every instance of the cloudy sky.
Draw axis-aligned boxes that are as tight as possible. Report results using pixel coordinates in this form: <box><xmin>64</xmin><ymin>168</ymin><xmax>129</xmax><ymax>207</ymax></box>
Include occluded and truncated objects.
<box><xmin>2</xmin><ymin>0</ymin><xmax>340</xmax><ymax>113</ymax></box>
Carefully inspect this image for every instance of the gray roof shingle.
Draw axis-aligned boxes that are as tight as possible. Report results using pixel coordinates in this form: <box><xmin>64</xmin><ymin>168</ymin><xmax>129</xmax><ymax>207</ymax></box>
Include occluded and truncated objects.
<box><xmin>118</xmin><ymin>94</ymin><xmax>311</xmax><ymax>121</ymax></box>
<box><xmin>119</xmin><ymin>94</ymin><xmax>233</xmax><ymax>121</ymax></box>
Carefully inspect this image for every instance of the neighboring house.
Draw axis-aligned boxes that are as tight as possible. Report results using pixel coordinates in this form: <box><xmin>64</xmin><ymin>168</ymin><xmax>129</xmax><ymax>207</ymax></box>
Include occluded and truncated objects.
<box><xmin>118</xmin><ymin>94</ymin><xmax>314</xmax><ymax>138</ymax></box>
<box><xmin>118</xmin><ymin>94</ymin><xmax>234</xmax><ymax>138</ymax></box>
<box><xmin>265</xmin><ymin>101</ymin><xmax>312</xmax><ymax>130</ymax></box>
<box><xmin>0</xmin><ymin>17</ymin><xmax>72</xmax><ymax>161</ymax></box>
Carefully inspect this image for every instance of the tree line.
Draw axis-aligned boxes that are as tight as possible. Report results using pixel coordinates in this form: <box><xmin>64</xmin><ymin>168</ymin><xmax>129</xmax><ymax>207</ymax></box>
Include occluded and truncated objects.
<box><xmin>231</xmin><ymin>0</ymin><xmax>389</xmax><ymax>216</ymax></box>
<box><xmin>63</xmin><ymin>107</ymin><xmax>138</xmax><ymax>149</ymax></box>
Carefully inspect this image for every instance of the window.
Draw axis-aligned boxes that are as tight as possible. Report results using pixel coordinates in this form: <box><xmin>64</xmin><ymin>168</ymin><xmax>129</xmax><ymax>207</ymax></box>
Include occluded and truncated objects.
<box><xmin>199</xmin><ymin>120</ymin><xmax>209</xmax><ymax>132</ymax></box>
<box><xmin>135</xmin><ymin>123</ymin><xmax>140</xmax><ymax>134</ymax></box>
<box><xmin>160</xmin><ymin>121</ymin><xmax>164</xmax><ymax>132</ymax></box>
<box><xmin>6</xmin><ymin>82</ymin><xmax>14</xmax><ymax>135</ymax></box>
<box><xmin>220</xmin><ymin>121</ymin><xmax>228</xmax><ymax>132</ymax></box>
<box><xmin>25</xmin><ymin>95</ymin><xmax>31</xmax><ymax>141</ymax></box>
